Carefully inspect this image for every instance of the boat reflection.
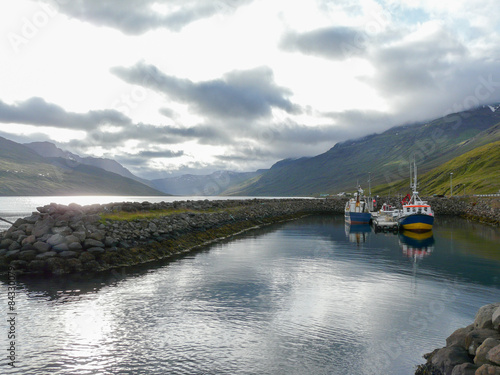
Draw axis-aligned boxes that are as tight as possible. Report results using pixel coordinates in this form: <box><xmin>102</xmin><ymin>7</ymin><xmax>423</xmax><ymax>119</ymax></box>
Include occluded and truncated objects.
<box><xmin>345</xmin><ymin>223</ymin><xmax>372</xmax><ymax>244</ymax></box>
<box><xmin>399</xmin><ymin>230</ymin><xmax>434</xmax><ymax>261</ymax></box>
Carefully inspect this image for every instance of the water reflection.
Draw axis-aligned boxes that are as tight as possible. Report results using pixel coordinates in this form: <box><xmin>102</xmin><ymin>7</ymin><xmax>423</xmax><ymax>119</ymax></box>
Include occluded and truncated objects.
<box><xmin>0</xmin><ymin>216</ymin><xmax>498</xmax><ymax>375</ymax></box>
<box><xmin>399</xmin><ymin>230</ymin><xmax>435</xmax><ymax>261</ymax></box>
<box><xmin>344</xmin><ymin>223</ymin><xmax>372</xmax><ymax>244</ymax></box>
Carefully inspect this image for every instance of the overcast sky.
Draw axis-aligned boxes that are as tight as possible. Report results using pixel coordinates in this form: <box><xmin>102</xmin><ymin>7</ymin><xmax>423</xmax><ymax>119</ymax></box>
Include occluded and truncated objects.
<box><xmin>1</xmin><ymin>0</ymin><xmax>500</xmax><ymax>179</ymax></box>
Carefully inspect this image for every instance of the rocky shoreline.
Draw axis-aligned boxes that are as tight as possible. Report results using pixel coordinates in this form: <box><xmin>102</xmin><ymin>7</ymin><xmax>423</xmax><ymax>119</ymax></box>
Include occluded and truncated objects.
<box><xmin>0</xmin><ymin>196</ymin><xmax>497</xmax><ymax>276</ymax></box>
<box><xmin>0</xmin><ymin>198</ymin><xmax>343</xmax><ymax>275</ymax></box>
<box><xmin>415</xmin><ymin>302</ymin><xmax>500</xmax><ymax>375</ymax></box>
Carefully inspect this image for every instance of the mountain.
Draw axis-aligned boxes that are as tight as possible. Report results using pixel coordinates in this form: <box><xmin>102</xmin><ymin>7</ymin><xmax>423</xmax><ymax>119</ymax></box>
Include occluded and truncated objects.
<box><xmin>229</xmin><ymin>106</ymin><xmax>500</xmax><ymax>196</ymax></box>
<box><xmin>374</xmin><ymin>140</ymin><xmax>500</xmax><ymax>196</ymax></box>
<box><xmin>25</xmin><ymin>141</ymin><xmax>146</xmax><ymax>183</ymax></box>
<box><xmin>151</xmin><ymin>170</ymin><xmax>265</xmax><ymax>195</ymax></box>
<box><xmin>0</xmin><ymin>137</ymin><xmax>166</xmax><ymax>196</ymax></box>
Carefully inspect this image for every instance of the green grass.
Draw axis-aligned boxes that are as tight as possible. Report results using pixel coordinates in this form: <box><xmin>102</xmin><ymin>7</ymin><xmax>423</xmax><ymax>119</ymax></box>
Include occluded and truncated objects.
<box><xmin>373</xmin><ymin>141</ymin><xmax>500</xmax><ymax>195</ymax></box>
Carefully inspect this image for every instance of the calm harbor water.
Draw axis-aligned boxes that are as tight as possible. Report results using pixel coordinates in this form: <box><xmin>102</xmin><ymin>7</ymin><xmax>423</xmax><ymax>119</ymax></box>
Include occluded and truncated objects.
<box><xmin>0</xmin><ymin>201</ymin><xmax>499</xmax><ymax>374</ymax></box>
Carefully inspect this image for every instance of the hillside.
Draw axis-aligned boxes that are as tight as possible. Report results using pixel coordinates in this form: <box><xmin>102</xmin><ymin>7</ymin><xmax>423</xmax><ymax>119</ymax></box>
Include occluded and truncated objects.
<box><xmin>229</xmin><ymin>106</ymin><xmax>500</xmax><ymax>196</ymax></box>
<box><xmin>0</xmin><ymin>137</ymin><xmax>166</xmax><ymax>196</ymax></box>
<box><xmin>373</xmin><ymin>141</ymin><xmax>500</xmax><ymax>196</ymax></box>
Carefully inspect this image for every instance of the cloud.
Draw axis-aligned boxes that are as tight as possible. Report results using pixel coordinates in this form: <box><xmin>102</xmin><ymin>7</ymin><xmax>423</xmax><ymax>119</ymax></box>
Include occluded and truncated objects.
<box><xmin>111</xmin><ymin>62</ymin><xmax>301</xmax><ymax>120</ymax></box>
<box><xmin>280</xmin><ymin>26</ymin><xmax>368</xmax><ymax>60</ymax></box>
<box><xmin>0</xmin><ymin>97</ymin><xmax>132</xmax><ymax>130</ymax></box>
<box><xmin>40</xmin><ymin>0</ymin><xmax>254</xmax><ymax>34</ymax></box>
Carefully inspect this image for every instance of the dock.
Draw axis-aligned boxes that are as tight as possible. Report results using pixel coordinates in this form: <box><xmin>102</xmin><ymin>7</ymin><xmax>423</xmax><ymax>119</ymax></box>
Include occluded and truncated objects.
<box><xmin>371</xmin><ymin>212</ymin><xmax>399</xmax><ymax>232</ymax></box>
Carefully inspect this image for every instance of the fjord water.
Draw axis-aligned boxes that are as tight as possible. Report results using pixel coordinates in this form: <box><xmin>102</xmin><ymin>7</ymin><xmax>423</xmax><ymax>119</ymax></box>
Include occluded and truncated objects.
<box><xmin>1</xmin><ymin>215</ymin><xmax>500</xmax><ymax>374</ymax></box>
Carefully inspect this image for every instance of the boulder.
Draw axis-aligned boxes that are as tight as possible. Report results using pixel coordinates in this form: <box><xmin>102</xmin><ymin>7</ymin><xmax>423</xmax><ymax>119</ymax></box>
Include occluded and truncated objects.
<box><xmin>52</xmin><ymin>226</ymin><xmax>72</xmax><ymax>236</ymax></box>
<box><xmin>35</xmin><ymin>251</ymin><xmax>57</xmax><ymax>260</ymax></box>
<box><xmin>488</xmin><ymin>345</ymin><xmax>500</xmax><ymax>365</ymax></box>
<box><xmin>448</xmin><ymin>325</ymin><xmax>475</xmax><ymax>348</ymax></box>
<box><xmin>33</xmin><ymin>241</ymin><xmax>51</xmax><ymax>253</ymax></box>
<box><xmin>47</xmin><ymin>234</ymin><xmax>65</xmax><ymax>247</ymax></box>
<box><xmin>87</xmin><ymin>247</ymin><xmax>105</xmax><ymax>254</ymax></box>
<box><xmin>64</xmin><ymin>235</ymin><xmax>80</xmax><ymax>245</ymax></box>
<box><xmin>493</xmin><ymin>307</ymin><xmax>500</xmax><ymax>330</ymax></box>
<box><xmin>0</xmin><ymin>239</ymin><xmax>14</xmax><ymax>249</ymax></box>
<box><xmin>59</xmin><ymin>251</ymin><xmax>78</xmax><ymax>259</ymax></box>
<box><xmin>475</xmin><ymin>338</ymin><xmax>500</xmax><ymax>366</ymax></box>
<box><xmin>21</xmin><ymin>235</ymin><xmax>36</xmax><ymax>246</ymax></box>
<box><xmin>475</xmin><ymin>303</ymin><xmax>500</xmax><ymax>330</ymax></box>
<box><xmin>52</xmin><ymin>243</ymin><xmax>69</xmax><ymax>252</ymax></box>
<box><xmin>475</xmin><ymin>364</ymin><xmax>500</xmax><ymax>374</ymax></box>
<box><xmin>72</xmin><ymin>231</ymin><xmax>86</xmax><ymax>242</ymax></box>
<box><xmin>46</xmin><ymin>257</ymin><xmax>70</xmax><ymax>275</ymax></box>
<box><xmin>450</xmin><ymin>363</ymin><xmax>478</xmax><ymax>375</ymax></box>
<box><xmin>68</xmin><ymin>242</ymin><xmax>83</xmax><ymax>251</ymax></box>
<box><xmin>430</xmin><ymin>346</ymin><xmax>473</xmax><ymax>375</ymax></box>
<box><xmin>465</xmin><ymin>329</ymin><xmax>500</xmax><ymax>356</ymax></box>
<box><xmin>83</xmin><ymin>239</ymin><xmax>105</xmax><ymax>249</ymax></box>
<box><xmin>27</xmin><ymin>259</ymin><xmax>47</xmax><ymax>273</ymax></box>
<box><xmin>17</xmin><ymin>250</ymin><xmax>37</xmax><ymax>262</ymax></box>
<box><xmin>8</xmin><ymin>241</ymin><xmax>21</xmax><ymax>251</ymax></box>
<box><xmin>5</xmin><ymin>250</ymin><xmax>20</xmax><ymax>261</ymax></box>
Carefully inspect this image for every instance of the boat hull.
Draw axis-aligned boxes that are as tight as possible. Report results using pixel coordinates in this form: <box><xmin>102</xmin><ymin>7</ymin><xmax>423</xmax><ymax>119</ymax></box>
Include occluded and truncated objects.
<box><xmin>398</xmin><ymin>214</ymin><xmax>434</xmax><ymax>232</ymax></box>
<box><xmin>345</xmin><ymin>212</ymin><xmax>371</xmax><ymax>224</ymax></box>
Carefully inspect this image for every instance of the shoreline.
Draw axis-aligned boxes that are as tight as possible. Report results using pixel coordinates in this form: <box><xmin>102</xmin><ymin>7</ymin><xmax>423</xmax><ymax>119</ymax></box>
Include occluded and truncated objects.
<box><xmin>0</xmin><ymin>196</ymin><xmax>498</xmax><ymax>277</ymax></box>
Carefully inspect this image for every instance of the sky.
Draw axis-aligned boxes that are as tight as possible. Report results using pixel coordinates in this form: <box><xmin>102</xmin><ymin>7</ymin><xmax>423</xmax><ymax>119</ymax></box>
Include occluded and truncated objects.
<box><xmin>1</xmin><ymin>0</ymin><xmax>500</xmax><ymax>179</ymax></box>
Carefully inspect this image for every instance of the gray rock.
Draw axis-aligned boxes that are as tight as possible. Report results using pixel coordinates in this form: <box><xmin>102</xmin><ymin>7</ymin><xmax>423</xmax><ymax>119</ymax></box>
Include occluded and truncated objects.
<box><xmin>47</xmin><ymin>234</ymin><xmax>65</xmax><ymax>246</ymax></box>
<box><xmin>475</xmin><ymin>364</ymin><xmax>500</xmax><ymax>374</ymax></box>
<box><xmin>475</xmin><ymin>303</ymin><xmax>500</xmax><ymax>329</ymax></box>
<box><xmin>59</xmin><ymin>251</ymin><xmax>78</xmax><ymax>259</ymax></box>
<box><xmin>21</xmin><ymin>235</ymin><xmax>36</xmax><ymax>246</ymax></box>
<box><xmin>493</xmin><ymin>306</ymin><xmax>500</xmax><ymax>330</ymax></box>
<box><xmin>52</xmin><ymin>243</ymin><xmax>69</xmax><ymax>252</ymax></box>
<box><xmin>27</xmin><ymin>259</ymin><xmax>47</xmax><ymax>272</ymax></box>
<box><xmin>0</xmin><ymin>238</ymin><xmax>14</xmax><ymax>249</ymax></box>
<box><xmin>488</xmin><ymin>345</ymin><xmax>500</xmax><ymax>365</ymax></box>
<box><xmin>18</xmin><ymin>250</ymin><xmax>37</xmax><ymax>262</ymax></box>
<box><xmin>72</xmin><ymin>231</ymin><xmax>86</xmax><ymax>242</ymax></box>
<box><xmin>465</xmin><ymin>329</ymin><xmax>500</xmax><ymax>356</ymax></box>
<box><xmin>64</xmin><ymin>235</ymin><xmax>80</xmax><ymax>245</ymax></box>
<box><xmin>450</xmin><ymin>363</ymin><xmax>478</xmax><ymax>375</ymax></box>
<box><xmin>8</xmin><ymin>241</ymin><xmax>21</xmax><ymax>251</ymax></box>
<box><xmin>430</xmin><ymin>346</ymin><xmax>472</xmax><ymax>375</ymax></box>
<box><xmin>83</xmin><ymin>239</ymin><xmax>105</xmax><ymax>249</ymax></box>
<box><xmin>5</xmin><ymin>250</ymin><xmax>20</xmax><ymax>260</ymax></box>
<box><xmin>9</xmin><ymin>260</ymin><xmax>28</xmax><ymax>270</ymax></box>
<box><xmin>87</xmin><ymin>247</ymin><xmax>105</xmax><ymax>254</ymax></box>
<box><xmin>475</xmin><ymin>338</ymin><xmax>500</xmax><ymax>366</ymax></box>
<box><xmin>79</xmin><ymin>252</ymin><xmax>95</xmax><ymax>262</ymax></box>
<box><xmin>36</xmin><ymin>251</ymin><xmax>57</xmax><ymax>260</ymax></box>
<box><xmin>33</xmin><ymin>241</ymin><xmax>51</xmax><ymax>253</ymax></box>
<box><xmin>104</xmin><ymin>236</ymin><xmax>118</xmax><ymax>247</ymax></box>
<box><xmin>447</xmin><ymin>325</ymin><xmax>475</xmax><ymax>348</ymax></box>
<box><xmin>52</xmin><ymin>226</ymin><xmax>72</xmax><ymax>236</ymax></box>
<box><xmin>25</xmin><ymin>214</ymin><xmax>40</xmax><ymax>224</ymax></box>
<box><xmin>89</xmin><ymin>231</ymin><xmax>105</xmax><ymax>241</ymax></box>
<box><xmin>68</xmin><ymin>242</ymin><xmax>83</xmax><ymax>250</ymax></box>
<box><xmin>13</xmin><ymin>218</ymin><xmax>27</xmax><ymax>227</ymax></box>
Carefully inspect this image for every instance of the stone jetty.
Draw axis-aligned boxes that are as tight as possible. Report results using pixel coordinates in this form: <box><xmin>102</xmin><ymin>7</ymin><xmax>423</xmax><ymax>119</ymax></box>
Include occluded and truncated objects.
<box><xmin>415</xmin><ymin>302</ymin><xmax>500</xmax><ymax>375</ymax></box>
<box><xmin>0</xmin><ymin>198</ymin><xmax>344</xmax><ymax>275</ymax></box>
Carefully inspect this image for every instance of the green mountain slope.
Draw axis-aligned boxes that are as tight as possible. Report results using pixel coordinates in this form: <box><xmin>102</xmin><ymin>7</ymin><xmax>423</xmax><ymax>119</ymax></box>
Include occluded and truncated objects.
<box><xmin>230</xmin><ymin>106</ymin><xmax>500</xmax><ymax>196</ymax></box>
<box><xmin>0</xmin><ymin>137</ymin><xmax>166</xmax><ymax>196</ymax></box>
<box><xmin>374</xmin><ymin>141</ymin><xmax>500</xmax><ymax>196</ymax></box>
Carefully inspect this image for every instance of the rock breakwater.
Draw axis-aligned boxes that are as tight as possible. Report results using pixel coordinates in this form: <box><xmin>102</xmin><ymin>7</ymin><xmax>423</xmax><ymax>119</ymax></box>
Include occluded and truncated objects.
<box><xmin>415</xmin><ymin>302</ymin><xmax>500</xmax><ymax>375</ymax></box>
<box><xmin>0</xmin><ymin>198</ymin><xmax>344</xmax><ymax>275</ymax></box>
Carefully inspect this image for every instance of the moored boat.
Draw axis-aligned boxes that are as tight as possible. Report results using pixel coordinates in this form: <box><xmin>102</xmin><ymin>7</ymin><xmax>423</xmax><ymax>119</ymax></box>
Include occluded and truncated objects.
<box><xmin>397</xmin><ymin>159</ymin><xmax>434</xmax><ymax>232</ymax></box>
<box><xmin>345</xmin><ymin>185</ymin><xmax>372</xmax><ymax>224</ymax></box>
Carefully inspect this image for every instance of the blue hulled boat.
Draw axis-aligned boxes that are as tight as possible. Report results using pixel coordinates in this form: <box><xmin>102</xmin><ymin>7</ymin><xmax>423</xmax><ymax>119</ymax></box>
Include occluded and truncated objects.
<box><xmin>397</xmin><ymin>159</ymin><xmax>434</xmax><ymax>232</ymax></box>
<box><xmin>345</xmin><ymin>186</ymin><xmax>371</xmax><ymax>224</ymax></box>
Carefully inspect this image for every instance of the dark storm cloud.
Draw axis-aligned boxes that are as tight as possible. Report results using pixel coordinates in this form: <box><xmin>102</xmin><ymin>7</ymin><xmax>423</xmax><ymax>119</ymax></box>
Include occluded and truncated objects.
<box><xmin>0</xmin><ymin>97</ymin><xmax>132</xmax><ymax>130</ymax></box>
<box><xmin>116</xmin><ymin>149</ymin><xmax>184</xmax><ymax>167</ymax></box>
<box><xmin>280</xmin><ymin>26</ymin><xmax>368</xmax><ymax>60</ymax></box>
<box><xmin>40</xmin><ymin>0</ymin><xmax>253</xmax><ymax>34</ymax></box>
<box><xmin>111</xmin><ymin>62</ymin><xmax>301</xmax><ymax>120</ymax></box>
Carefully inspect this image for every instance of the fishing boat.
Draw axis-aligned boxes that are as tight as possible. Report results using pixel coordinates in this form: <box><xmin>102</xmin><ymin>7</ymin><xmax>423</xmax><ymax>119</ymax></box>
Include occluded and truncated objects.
<box><xmin>344</xmin><ymin>185</ymin><xmax>371</xmax><ymax>224</ymax></box>
<box><xmin>397</xmin><ymin>159</ymin><xmax>434</xmax><ymax>232</ymax></box>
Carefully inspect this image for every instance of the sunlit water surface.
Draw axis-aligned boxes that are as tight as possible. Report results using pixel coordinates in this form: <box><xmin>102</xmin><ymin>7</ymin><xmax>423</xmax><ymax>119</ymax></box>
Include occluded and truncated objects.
<box><xmin>0</xmin><ymin>207</ymin><xmax>499</xmax><ymax>374</ymax></box>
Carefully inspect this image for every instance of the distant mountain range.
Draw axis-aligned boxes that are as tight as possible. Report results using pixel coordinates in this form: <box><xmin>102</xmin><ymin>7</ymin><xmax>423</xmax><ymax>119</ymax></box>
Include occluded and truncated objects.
<box><xmin>226</xmin><ymin>106</ymin><xmax>500</xmax><ymax>196</ymax></box>
<box><xmin>1</xmin><ymin>105</ymin><xmax>499</xmax><ymax>196</ymax></box>
<box><xmin>0</xmin><ymin>137</ymin><xmax>165</xmax><ymax>196</ymax></box>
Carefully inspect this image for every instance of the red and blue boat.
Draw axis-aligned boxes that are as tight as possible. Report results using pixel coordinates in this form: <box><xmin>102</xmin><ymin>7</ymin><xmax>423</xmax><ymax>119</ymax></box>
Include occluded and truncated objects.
<box><xmin>397</xmin><ymin>160</ymin><xmax>434</xmax><ymax>232</ymax></box>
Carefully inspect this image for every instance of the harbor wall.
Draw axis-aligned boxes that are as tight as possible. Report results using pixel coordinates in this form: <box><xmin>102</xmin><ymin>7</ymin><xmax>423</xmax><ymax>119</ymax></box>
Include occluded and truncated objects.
<box><xmin>0</xmin><ymin>196</ymin><xmax>497</xmax><ymax>276</ymax></box>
